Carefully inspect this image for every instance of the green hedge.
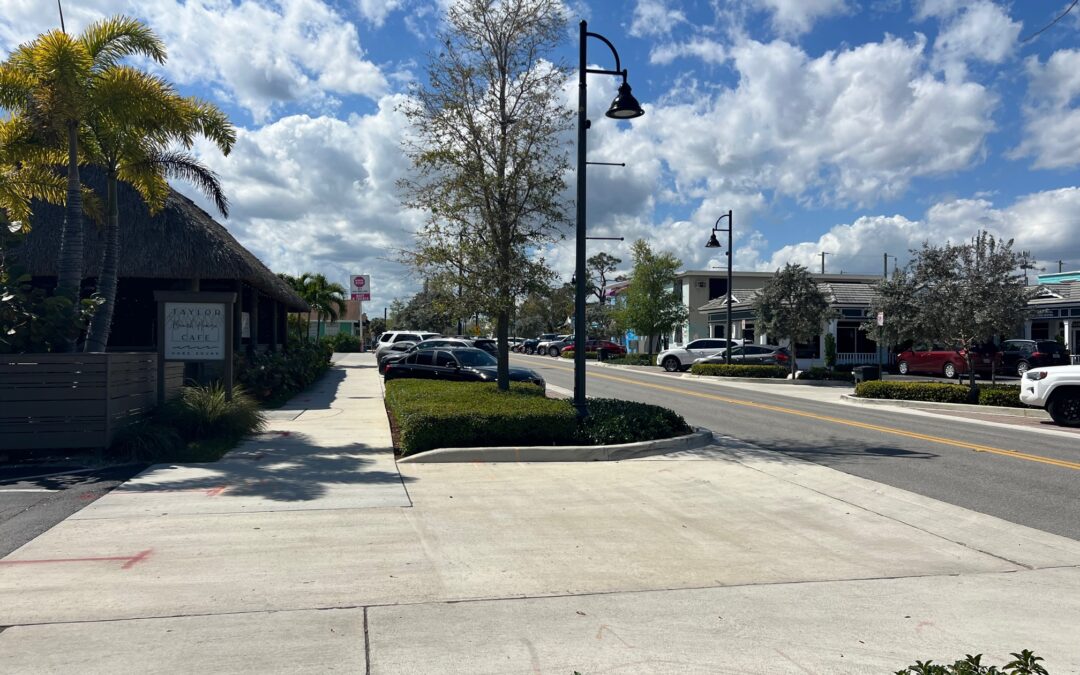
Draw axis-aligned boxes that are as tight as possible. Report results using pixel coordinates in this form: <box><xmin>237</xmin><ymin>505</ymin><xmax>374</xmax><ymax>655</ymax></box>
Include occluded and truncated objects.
<box><xmin>560</xmin><ymin>351</ymin><xmax>599</xmax><ymax>359</ymax></box>
<box><xmin>855</xmin><ymin>381</ymin><xmax>1026</xmax><ymax>408</ymax></box>
<box><xmin>236</xmin><ymin>340</ymin><xmax>333</xmax><ymax>405</ymax></box>
<box><xmin>797</xmin><ymin>367</ymin><xmax>854</xmax><ymax>382</ymax></box>
<box><xmin>604</xmin><ymin>354</ymin><xmax>656</xmax><ymax>366</ymax></box>
<box><xmin>323</xmin><ymin>332</ymin><xmax>364</xmax><ymax>352</ymax></box>
<box><xmin>384</xmin><ymin>380</ymin><xmax>693</xmax><ymax>456</ymax></box>
<box><xmin>689</xmin><ymin>363</ymin><xmax>788</xmax><ymax>378</ymax></box>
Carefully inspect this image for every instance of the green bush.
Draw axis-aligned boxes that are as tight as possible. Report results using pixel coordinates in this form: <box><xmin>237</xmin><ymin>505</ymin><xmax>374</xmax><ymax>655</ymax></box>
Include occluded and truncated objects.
<box><xmin>236</xmin><ymin>339</ymin><xmax>332</xmax><ymax>404</ymax></box>
<box><xmin>855</xmin><ymin>381</ymin><xmax>970</xmax><ymax>403</ymax></box>
<box><xmin>604</xmin><ymin>354</ymin><xmax>656</xmax><ymax>366</ymax></box>
<box><xmin>578</xmin><ymin>399</ymin><xmax>692</xmax><ymax>445</ymax></box>
<box><xmin>797</xmin><ymin>367</ymin><xmax>854</xmax><ymax>382</ymax></box>
<box><xmin>386</xmin><ymin>380</ymin><xmax>577</xmax><ymax>455</ymax></box>
<box><xmin>323</xmin><ymin>332</ymin><xmax>364</xmax><ymax>352</ymax></box>
<box><xmin>160</xmin><ymin>383</ymin><xmax>267</xmax><ymax>441</ymax></box>
<box><xmin>384</xmin><ymin>380</ymin><xmax>693</xmax><ymax>455</ymax></box>
<box><xmin>689</xmin><ymin>363</ymin><xmax>788</xmax><ymax>378</ymax></box>
<box><xmin>110</xmin><ymin>420</ymin><xmax>185</xmax><ymax>461</ymax></box>
<box><xmin>895</xmin><ymin>649</ymin><xmax>1048</xmax><ymax>674</ymax></box>
<box><xmin>560</xmin><ymin>351</ymin><xmax>599</xmax><ymax>359</ymax></box>
<box><xmin>978</xmin><ymin>385</ymin><xmax>1025</xmax><ymax>408</ymax></box>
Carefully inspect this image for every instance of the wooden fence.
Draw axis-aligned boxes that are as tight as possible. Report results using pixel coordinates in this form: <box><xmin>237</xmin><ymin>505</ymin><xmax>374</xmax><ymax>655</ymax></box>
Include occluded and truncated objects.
<box><xmin>0</xmin><ymin>353</ymin><xmax>183</xmax><ymax>451</ymax></box>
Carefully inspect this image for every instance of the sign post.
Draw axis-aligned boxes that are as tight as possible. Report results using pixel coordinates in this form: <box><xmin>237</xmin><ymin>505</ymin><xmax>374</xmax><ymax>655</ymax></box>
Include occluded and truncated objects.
<box><xmin>154</xmin><ymin>291</ymin><xmax>237</xmax><ymax>403</ymax></box>
<box><xmin>350</xmin><ymin>274</ymin><xmax>371</xmax><ymax>350</ymax></box>
<box><xmin>876</xmin><ymin>311</ymin><xmax>885</xmax><ymax>377</ymax></box>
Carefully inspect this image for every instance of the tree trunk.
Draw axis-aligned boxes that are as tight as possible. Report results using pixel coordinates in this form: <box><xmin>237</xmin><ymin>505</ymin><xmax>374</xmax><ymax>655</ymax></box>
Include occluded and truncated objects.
<box><xmin>55</xmin><ymin>121</ymin><xmax>84</xmax><ymax>352</ymax></box>
<box><xmin>307</xmin><ymin>311</ymin><xmax>312</xmax><ymax>341</ymax></box>
<box><xmin>496</xmin><ymin>307</ymin><xmax>510</xmax><ymax>392</ymax></box>
<box><xmin>790</xmin><ymin>337</ymin><xmax>797</xmax><ymax>378</ymax></box>
<box><xmin>84</xmin><ymin>172</ymin><xmax>120</xmax><ymax>352</ymax></box>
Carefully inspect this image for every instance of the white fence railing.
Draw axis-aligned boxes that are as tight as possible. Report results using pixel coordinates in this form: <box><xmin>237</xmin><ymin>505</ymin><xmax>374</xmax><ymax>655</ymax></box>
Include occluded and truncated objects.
<box><xmin>836</xmin><ymin>352</ymin><xmax>882</xmax><ymax>365</ymax></box>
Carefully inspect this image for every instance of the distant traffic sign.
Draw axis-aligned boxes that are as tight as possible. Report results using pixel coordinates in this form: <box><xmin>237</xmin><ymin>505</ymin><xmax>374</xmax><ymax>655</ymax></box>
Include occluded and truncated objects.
<box><xmin>350</xmin><ymin>274</ymin><xmax>371</xmax><ymax>302</ymax></box>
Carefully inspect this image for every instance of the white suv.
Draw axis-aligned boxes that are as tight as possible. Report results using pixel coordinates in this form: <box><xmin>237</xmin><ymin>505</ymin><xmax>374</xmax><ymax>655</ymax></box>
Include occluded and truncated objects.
<box><xmin>1020</xmin><ymin>364</ymin><xmax>1080</xmax><ymax>427</ymax></box>
<box><xmin>374</xmin><ymin>331</ymin><xmax>439</xmax><ymax>359</ymax></box>
<box><xmin>656</xmin><ymin>338</ymin><xmax>743</xmax><ymax>372</ymax></box>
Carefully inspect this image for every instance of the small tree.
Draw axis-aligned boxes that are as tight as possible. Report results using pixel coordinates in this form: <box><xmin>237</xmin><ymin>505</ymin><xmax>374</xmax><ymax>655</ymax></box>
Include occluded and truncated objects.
<box><xmin>862</xmin><ymin>268</ymin><xmax>922</xmax><ymax>370</ymax></box>
<box><xmin>515</xmin><ymin>284</ymin><xmax>572</xmax><ymax>337</ymax></box>
<box><xmin>616</xmin><ymin>239</ymin><xmax>688</xmax><ymax>353</ymax></box>
<box><xmin>890</xmin><ymin>232</ymin><xmax>1034</xmax><ymax>391</ymax></box>
<box><xmin>823</xmin><ymin>333</ymin><xmax>837</xmax><ymax>370</ymax></box>
<box><xmin>753</xmin><ymin>263</ymin><xmax>833</xmax><ymax>376</ymax></box>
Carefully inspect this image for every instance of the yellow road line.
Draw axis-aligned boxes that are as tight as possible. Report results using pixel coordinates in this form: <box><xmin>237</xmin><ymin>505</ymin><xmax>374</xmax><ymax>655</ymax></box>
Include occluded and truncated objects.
<box><xmin>535</xmin><ymin>361</ymin><xmax>1080</xmax><ymax>472</ymax></box>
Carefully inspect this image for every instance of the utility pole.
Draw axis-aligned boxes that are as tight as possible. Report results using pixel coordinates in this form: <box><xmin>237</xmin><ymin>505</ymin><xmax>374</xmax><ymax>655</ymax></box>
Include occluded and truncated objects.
<box><xmin>883</xmin><ymin>253</ymin><xmax>889</xmax><ymax>279</ymax></box>
<box><xmin>819</xmin><ymin>251</ymin><xmax>830</xmax><ymax>275</ymax></box>
<box><xmin>1058</xmin><ymin>260</ymin><xmax>1065</xmax><ymax>273</ymax></box>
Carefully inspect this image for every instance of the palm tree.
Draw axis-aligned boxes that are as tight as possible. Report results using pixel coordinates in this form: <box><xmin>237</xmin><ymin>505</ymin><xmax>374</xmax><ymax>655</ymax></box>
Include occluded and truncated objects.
<box><xmin>277</xmin><ymin>272</ymin><xmax>313</xmax><ymax>342</ymax></box>
<box><xmin>82</xmin><ymin>64</ymin><xmax>235</xmax><ymax>352</ymax></box>
<box><xmin>0</xmin><ymin>119</ymin><xmax>67</xmax><ymax>230</ymax></box>
<box><xmin>0</xmin><ymin>16</ymin><xmax>167</xmax><ymax>350</ymax></box>
<box><xmin>306</xmin><ymin>274</ymin><xmax>348</xmax><ymax>340</ymax></box>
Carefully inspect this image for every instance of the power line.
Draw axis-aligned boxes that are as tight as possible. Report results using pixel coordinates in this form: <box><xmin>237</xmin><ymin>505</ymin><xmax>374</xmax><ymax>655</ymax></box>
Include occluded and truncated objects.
<box><xmin>1022</xmin><ymin>0</ymin><xmax>1079</xmax><ymax>42</ymax></box>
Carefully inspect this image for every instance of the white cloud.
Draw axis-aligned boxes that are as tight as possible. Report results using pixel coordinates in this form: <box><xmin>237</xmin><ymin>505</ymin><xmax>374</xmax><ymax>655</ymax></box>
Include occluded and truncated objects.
<box><xmin>752</xmin><ymin>0</ymin><xmax>850</xmax><ymax>36</ymax></box>
<box><xmin>622</xmin><ymin>36</ymin><xmax>996</xmax><ymax>207</ymax></box>
<box><xmin>928</xmin><ymin>1</ymin><xmax>1020</xmax><ymax>80</ymax></box>
<box><xmin>650</xmin><ymin>38</ymin><xmax>727</xmax><ymax>66</ymax></box>
<box><xmin>1013</xmin><ymin>49</ymin><xmax>1080</xmax><ymax>169</ymax></box>
<box><xmin>355</xmin><ymin>0</ymin><xmax>406</xmax><ymax>26</ymax></box>
<box><xmin>629</xmin><ymin>0</ymin><xmax>687</xmax><ymax>37</ymax></box>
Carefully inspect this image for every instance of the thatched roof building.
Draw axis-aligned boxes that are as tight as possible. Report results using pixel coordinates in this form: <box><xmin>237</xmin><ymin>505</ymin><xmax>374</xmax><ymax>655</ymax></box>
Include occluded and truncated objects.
<box><xmin>18</xmin><ymin>170</ymin><xmax>307</xmax><ymax>351</ymax></box>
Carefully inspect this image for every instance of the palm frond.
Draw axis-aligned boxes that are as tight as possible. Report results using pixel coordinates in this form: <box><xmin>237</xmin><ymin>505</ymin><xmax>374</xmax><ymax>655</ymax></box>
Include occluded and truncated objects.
<box><xmin>135</xmin><ymin>149</ymin><xmax>229</xmax><ymax>218</ymax></box>
<box><xmin>79</xmin><ymin>16</ymin><xmax>166</xmax><ymax>70</ymax></box>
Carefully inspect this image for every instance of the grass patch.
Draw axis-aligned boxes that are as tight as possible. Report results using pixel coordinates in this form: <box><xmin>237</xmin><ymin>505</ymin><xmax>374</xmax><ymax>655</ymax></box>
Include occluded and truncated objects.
<box><xmin>689</xmin><ymin>363</ymin><xmax>788</xmax><ymax>378</ymax></box>
<box><xmin>384</xmin><ymin>380</ymin><xmax>693</xmax><ymax>456</ymax></box>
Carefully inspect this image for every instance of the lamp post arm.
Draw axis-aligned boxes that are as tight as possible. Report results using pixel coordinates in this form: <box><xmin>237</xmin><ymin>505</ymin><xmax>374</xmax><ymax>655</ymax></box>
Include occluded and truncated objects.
<box><xmin>585</xmin><ymin>30</ymin><xmax>623</xmax><ymax>76</ymax></box>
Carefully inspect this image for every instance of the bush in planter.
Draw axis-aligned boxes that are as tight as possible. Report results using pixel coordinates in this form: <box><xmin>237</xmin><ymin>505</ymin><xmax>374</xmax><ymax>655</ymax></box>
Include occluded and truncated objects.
<box><xmin>578</xmin><ymin>399</ymin><xmax>692</xmax><ymax>445</ymax></box>
<box><xmin>855</xmin><ymin>381</ymin><xmax>970</xmax><ymax>403</ymax></box>
<box><xmin>236</xmin><ymin>340</ymin><xmax>332</xmax><ymax>402</ymax></box>
<box><xmin>604</xmin><ymin>354</ymin><xmax>656</xmax><ymax>366</ymax></box>
<box><xmin>560</xmin><ymin>351</ymin><xmax>599</xmax><ymax>359</ymax></box>
<box><xmin>978</xmin><ymin>385</ymin><xmax>1024</xmax><ymax>408</ymax></box>
<box><xmin>323</xmin><ymin>332</ymin><xmax>363</xmax><ymax>352</ymax></box>
<box><xmin>797</xmin><ymin>367</ymin><xmax>854</xmax><ymax>382</ymax></box>
<box><xmin>895</xmin><ymin>649</ymin><xmax>1047</xmax><ymax>674</ymax></box>
<box><xmin>689</xmin><ymin>363</ymin><xmax>788</xmax><ymax>378</ymax></box>
<box><xmin>160</xmin><ymin>383</ymin><xmax>267</xmax><ymax>441</ymax></box>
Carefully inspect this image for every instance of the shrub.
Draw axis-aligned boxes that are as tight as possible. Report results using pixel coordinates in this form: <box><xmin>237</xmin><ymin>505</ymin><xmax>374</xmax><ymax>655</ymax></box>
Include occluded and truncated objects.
<box><xmin>855</xmin><ymin>381</ymin><xmax>970</xmax><ymax>403</ymax></box>
<box><xmin>236</xmin><ymin>340</ymin><xmax>333</xmax><ymax>404</ymax></box>
<box><xmin>978</xmin><ymin>385</ymin><xmax>1025</xmax><ymax>408</ymax></box>
<box><xmin>386</xmin><ymin>380</ymin><xmax>578</xmax><ymax>455</ymax></box>
<box><xmin>895</xmin><ymin>649</ymin><xmax>1048</xmax><ymax>674</ymax></box>
<box><xmin>160</xmin><ymin>383</ymin><xmax>267</xmax><ymax>441</ymax></box>
<box><xmin>604</xmin><ymin>354</ymin><xmax>656</xmax><ymax>366</ymax></box>
<box><xmin>323</xmin><ymin>332</ymin><xmax>364</xmax><ymax>352</ymax></box>
<box><xmin>797</xmin><ymin>367</ymin><xmax>854</xmax><ymax>382</ymax></box>
<box><xmin>110</xmin><ymin>419</ymin><xmax>185</xmax><ymax>461</ymax></box>
<box><xmin>689</xmin><ymin>363</ymin><xmax>788</xmax><ymax>378</ymax></box>
<box><xmin>824</xmin><ymin>333</ymin><xmax>837</xmax><ymax>369</ymax></box>
<box><xmin>578</xmin><ymin>399</ymin><xmax>692</xmax><ymax>445</ymax></box>
<box><xmin>560</xmin><ymin>351</ymin><xmax>599</xmax><ymax>359</ymax></box>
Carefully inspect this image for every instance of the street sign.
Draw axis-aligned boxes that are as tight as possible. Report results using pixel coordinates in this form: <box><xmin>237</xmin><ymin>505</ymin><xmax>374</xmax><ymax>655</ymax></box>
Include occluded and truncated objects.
<box><xmin>876</xmin><ymin>311</ymin><xmax>884</xmax><ymax>327</ymax></box>
<box><xmin>350</xmin><ymin>274</ymin><xmax>371</xmax><ymax>302</ymax></box>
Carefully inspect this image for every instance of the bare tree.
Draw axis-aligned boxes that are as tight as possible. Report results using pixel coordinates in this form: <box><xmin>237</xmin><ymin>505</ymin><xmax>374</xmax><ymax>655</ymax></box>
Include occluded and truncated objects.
<box><xmin>398</xmin><ymin>0</ymin><xmax>572</xmax><ymax>391</ymax></box>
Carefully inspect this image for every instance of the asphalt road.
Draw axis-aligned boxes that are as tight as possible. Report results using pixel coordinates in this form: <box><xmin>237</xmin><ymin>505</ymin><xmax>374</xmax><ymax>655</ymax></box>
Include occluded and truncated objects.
<box><xmin>0</xmin><ymin>464</ymin><xmax>145</xmax><ymax>558</ymax></box>
<box><xmin>514</xmin><ymin>355</ymin><xmax>1080</xmax><ymax>541</ymax></box>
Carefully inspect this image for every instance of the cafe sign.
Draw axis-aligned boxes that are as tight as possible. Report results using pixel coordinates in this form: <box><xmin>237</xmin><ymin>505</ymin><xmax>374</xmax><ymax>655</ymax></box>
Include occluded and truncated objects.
<box><xmin>164</xmin><ymin>302</ymin><xmax>227</xmax><ymax>360</ymax></box>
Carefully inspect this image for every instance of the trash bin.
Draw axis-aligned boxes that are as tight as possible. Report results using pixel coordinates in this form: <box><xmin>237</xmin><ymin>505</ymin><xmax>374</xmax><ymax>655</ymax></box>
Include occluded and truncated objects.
<box><xmin>852</xmin><ymin>365</ymin><xmax>881</xmax><ymax>384</ymax></box>
<box><xmin>597</xmin><ymin>349</ymin><xmax>607</xmax><ymax>362</ymax></box>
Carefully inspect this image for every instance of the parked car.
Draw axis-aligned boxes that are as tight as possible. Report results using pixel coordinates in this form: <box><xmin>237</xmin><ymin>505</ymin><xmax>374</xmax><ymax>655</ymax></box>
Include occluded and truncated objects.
<box><xmin>383</xmin><ymin>348</ymin><xmax>545</xmax><ymax>388</ymax></box>
<box><xmin>374</xmin><ymin>331</ymin><xmax>439</xmax><ymax>359</ymax></box>
<box><xmin>895</xmin><ymin>343</ymin><xmax>1000</xmax><ymax>379</ymax></box>
<box><xmin>471</xmin><ymin>338</ymin><xmax>498</xmax><ymax>355</ymax></box>
<box><xmin>656</xmin><ymin>338</ymin><xmax>743</xmax><ymax>372</ymax></box>
<box><xmin>1000</xmin><ymin>339</ymin><xmax>1071</xmax><ymax>377</ymax></box>
<box><xmin>1020</xmin><ymin>364</ymin><xmax>1080</xmax><ymax>426</ymax></box>
<box><xmin>538</xmin><ymin>335</ymin><xmax>574</xmax><ymax>357</ymax></box>
<box><xmin>378</xmin><ymin>338</ymin><xmax>475</xmax><ymax>373</ymax></box>
<box><xmin>559</xmin><ymin>340</ymin><xmax>626</xmax><ymax>356</ymax></box>
<box><xmin>696</xmin><ymin>344</ymin><xmax>793</xmax><ymax>367</ymax></box>
<box><xmin>522</xmin><ymin>333</ymin><xmax>560</xmax><ymax>355</ymax></box>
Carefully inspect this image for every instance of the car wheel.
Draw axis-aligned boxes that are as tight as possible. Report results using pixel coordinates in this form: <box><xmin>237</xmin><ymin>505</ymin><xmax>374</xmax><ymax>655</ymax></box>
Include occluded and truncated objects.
<box><xmin>662</xmin><ymin>356</ymin><xmax>680</xmax><ymax>372</ymax></box>
<box><xmin>548</xmin><ymin>346</ymin><xmax>560</xmax><ymax>357</ymax></box>
<box><xmin>898</xmin><ymin>361</ymin><xmax>909</xmax><ymax>375</ymax></box>
<box><xmin>1047</xmin><ymin>390</ymin><xmax>1080</xmax><ymax>427</ymax></box>
<box><xmin>1016</xmin><ymin>361</ymin><xmax>1029</xmax><ymax>377</ymax></box>
<box><xmin>943</xmin><ymin>362</ymin><xmax>957</xmax><ymax>379</ymax></box>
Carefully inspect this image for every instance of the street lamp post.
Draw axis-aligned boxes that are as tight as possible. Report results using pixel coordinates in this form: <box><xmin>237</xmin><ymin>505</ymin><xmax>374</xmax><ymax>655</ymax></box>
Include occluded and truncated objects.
<box><xmin>575</xmin><ymin>20</ymin><xmax>644</xmax><ymax>415</ymax></box>
<box><xmin>705</xmin><ymin>211</ymin><xmax>734</xmax><ymax>364</ymax></box>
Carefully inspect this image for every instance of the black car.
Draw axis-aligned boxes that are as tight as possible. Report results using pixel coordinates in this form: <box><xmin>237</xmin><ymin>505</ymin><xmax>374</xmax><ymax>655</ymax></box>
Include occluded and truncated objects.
<box><xmin>383</xmin><ymin>348</ymin><xmax>545</xmax><ymax>387</ymax></box>
<box><xmin>1000</xmin><ymin>339</ymin><xmax>1071</xmax><ymax>377</ymax></box>
<box><xmin>377</xmin><ymin>338</ymin><xmax>475</xmax><ymax>373</ymax></box>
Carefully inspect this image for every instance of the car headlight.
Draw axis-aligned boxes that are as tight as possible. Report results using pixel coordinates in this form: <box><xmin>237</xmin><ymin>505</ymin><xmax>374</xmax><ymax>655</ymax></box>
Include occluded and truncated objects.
<box><xmin>1025</xmin><ymin>371</ymin><xmax>1048</xmax><ymax>380</ymax></box>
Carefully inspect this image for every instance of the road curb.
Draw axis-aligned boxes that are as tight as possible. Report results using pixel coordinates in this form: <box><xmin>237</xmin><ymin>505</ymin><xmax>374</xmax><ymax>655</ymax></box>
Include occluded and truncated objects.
<box><xmin>397</xmin><ymin>428</ymin><xmax>714</xmax><ymax>463</ymax></box>
<box><xmin>840</xmin><ymin>394</ymin><xmax>1050</xmax><ymax>419</ymax></box>
<box><xmin>680</xmin><ymin>372</ymin><xmax>854</xmax><ymax>387</ymax></box>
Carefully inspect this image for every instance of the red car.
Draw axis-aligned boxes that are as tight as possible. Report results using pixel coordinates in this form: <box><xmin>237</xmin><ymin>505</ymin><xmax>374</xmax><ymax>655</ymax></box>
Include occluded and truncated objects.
<box><xmin>560</xmin><ymin>339</ymin><xmax>626</xmax><ymax>356</ymax></box>
<box><xmin>895</xmin><ymin>343</ymin><xmax>1001</xmax><ymax>379</ymax></box>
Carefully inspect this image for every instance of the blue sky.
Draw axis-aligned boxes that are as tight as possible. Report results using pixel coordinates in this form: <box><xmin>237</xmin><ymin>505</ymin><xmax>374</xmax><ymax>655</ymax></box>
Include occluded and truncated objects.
<box><xmin>4</xmin><ymin>0</ymin><xmax>1080</xmax><ymax>310</ymax></box>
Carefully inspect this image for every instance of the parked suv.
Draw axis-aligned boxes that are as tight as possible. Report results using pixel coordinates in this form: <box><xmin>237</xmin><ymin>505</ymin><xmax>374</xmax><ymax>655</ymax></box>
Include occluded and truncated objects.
<box><xmin>895</xmin><ymin>343</ymin><xmax>999</xmax><ymax>379</ymax></box>
<box><xmin>656</xmin><ymin>338</ymin><xmax>742</xmax><ymax>372</ymax></box>
<box><xmin>537</xmin><ymin>335</ymin><xmax>573</xmax><ymax>357</ymax></box>
<box><xmin>1020</xmin><ymin>364</ymin><xmax>1080</xmax><ymax>426</ymax></box>
<box><xmin>374</xmin><ymin>331</ymin><xmax>439</xmax><ymax>359</ymax></box>
<box><xmin>522</xmin><ymin>333</ymin><xmax>560</xmax><ymax>355</ymax></box>
<box><xmin>1001</xmin><ymin>339</ymin><xmax>1070</xmax><ymax>377</ymax></box>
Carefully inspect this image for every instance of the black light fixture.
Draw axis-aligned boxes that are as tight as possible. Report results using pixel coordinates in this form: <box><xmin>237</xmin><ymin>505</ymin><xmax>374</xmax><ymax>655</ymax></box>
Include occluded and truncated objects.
<box><xmin>574</xmin><ymin>20</ymin><xmax>644</xmax><ymax>415</ymax></box>
<box><xmin>705</xmin><ymin>232</ymin><xmax>721</xmax><ymax>248</ymax></box>
<box><xmin>606</xmin><ymin>80</ymin><xmax>644</xmax><ymax>119</ymax></box>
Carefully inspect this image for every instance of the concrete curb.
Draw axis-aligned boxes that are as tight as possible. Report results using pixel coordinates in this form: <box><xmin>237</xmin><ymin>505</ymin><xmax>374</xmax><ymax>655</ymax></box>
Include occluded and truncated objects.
<box><xmin>397</xmin><ymin>428</ymin><xmax>714</xmax><ymax>463</ymax></box>
<box><xmin>841</xmin><ymin>394</ymin><xmax>1050</xmax><ymax>419</ymax></box>
<box><xmin>680</xmin><ymin>372</ymin><xmax>854</xmax><ymax>387</ymax></box>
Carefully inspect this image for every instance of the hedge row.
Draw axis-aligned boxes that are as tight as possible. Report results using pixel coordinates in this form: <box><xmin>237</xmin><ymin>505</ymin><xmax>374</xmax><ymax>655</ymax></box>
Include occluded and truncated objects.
<box><xmin>855</xmin><ymin>381</ymin><xmax>1025</xmax><ymax>408</ymax></box>
<box><xmin>559</xmin><ymin>351</ymin><xmax>599</xmax><ymax>359</ymax></box>
<box><xmin>797</xmin><ymin>367</ymin><xmax>854</xmax><ymax>382</ymax></box>
<box><xmin>236</xmin><ymin>340</ymin><xmax>333</xmax><ymax>405</ymax></box>
<box><xmin>689</xmin><ymin>363</ymin><xmax>788</xmax><ymax>378</ymax></box>
<box><xmin>383</xmin><ymin>380</ymin><xmax>692</xmax><ymax>455</ymax></box>
<box><xmin>604</xmin><ymin>354</ymin><xmax>656</xmax><ymax>366</ymax></box>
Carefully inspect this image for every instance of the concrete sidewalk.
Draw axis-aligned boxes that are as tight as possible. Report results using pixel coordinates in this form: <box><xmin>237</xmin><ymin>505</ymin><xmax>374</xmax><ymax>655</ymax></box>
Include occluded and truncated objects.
<box><xmin>2</xmin><ymin>352</ymin><xmax>1079</xmax><ymax>673</ymax></box>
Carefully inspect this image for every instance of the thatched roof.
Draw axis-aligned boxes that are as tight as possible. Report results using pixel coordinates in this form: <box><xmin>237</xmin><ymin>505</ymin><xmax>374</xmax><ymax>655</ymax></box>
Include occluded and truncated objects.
<box><xmin>17</xmin><ymin>168</ymin><xmax>307</xmax><ymax>311</ymax></box>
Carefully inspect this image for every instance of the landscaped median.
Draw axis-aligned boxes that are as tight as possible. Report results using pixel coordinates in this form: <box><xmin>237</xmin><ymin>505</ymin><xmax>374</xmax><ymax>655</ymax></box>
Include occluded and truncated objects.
<box><xmin>853</xmin><ymin>381</ymin><xmax>1026</xmax><ymax>408</ymax></box>
<box><xmin>383</xmin><ymin>379</ymin><xmax>704</xmax><ymax>460</ymax></box>
<box><xmin>689</xmin><ymin>363</ymin><xmax>789</xmax><ymax>378</ymax></box>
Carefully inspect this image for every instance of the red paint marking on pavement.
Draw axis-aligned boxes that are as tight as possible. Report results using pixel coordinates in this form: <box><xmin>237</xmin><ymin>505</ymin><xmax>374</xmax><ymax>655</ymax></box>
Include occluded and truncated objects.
<box><xmin>204</xmin><ymin>486</ymin><xmax>228</xmax><ymax>496</ymax></box>
<box><xmin>0</xmin><ymin>548</ymin><xmax>153</xmax><ymax>570</ymax></box>
<box><xmin>78</xmin><ymin>492</ymin><xmax>99</xmax><ymax>501</ymax></box>
<box><xmin>112</xmin><ymin>485</ymin><xmax>228</xmax><ymax>496</ymax></box>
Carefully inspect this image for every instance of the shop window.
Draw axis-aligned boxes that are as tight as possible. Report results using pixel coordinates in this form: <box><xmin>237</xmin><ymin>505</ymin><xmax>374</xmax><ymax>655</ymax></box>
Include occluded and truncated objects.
<box><xmin>712</xmin><ymin>324</ymin><xmax>726</xmax><ymax>338</ymax></box>
<box><xmin>795</xmin><ymin>336</ymin><xmax>820</xmax><ymax>359</ymax></box>
<box><xmin>1031</xmin><ymin>321</ymin><xmax>1050</xmax><ymax>340</ymax></box>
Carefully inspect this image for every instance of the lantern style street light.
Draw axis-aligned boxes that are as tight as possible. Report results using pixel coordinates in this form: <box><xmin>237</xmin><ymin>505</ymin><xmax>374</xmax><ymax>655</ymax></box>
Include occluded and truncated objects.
<box><xmin>705</xmin><ymin>210</ymin><xmax>734</xmax><ymax>364</ymax></box>
<box><xmin>574</xmin><ymin>20</ymin><xmax>644</xmax><ymax>415</ymax></box>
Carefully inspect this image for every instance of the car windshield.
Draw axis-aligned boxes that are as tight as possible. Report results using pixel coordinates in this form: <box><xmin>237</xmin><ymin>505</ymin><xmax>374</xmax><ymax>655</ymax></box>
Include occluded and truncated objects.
<box><xmin>455</xmin><ymin>350</ymin><xmax>497</xmax><ymax>367</ymax></box>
